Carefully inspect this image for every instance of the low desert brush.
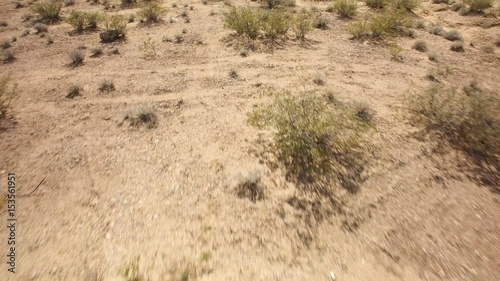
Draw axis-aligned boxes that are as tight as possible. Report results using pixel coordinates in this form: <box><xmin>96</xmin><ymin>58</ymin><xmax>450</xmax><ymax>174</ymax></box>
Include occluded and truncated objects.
<box><xmin>409</xmin><ymin>85</ymin><xmax>499</xmax><ymax>161</ymax></box>
<box><xmin>389</xmin><ymin>0</ymin><xmax>420</xmax><ymax>11</ymax></box>
<box><xmin>138</xmin><ymin>2</ymin><xmax>167</xmax><ymax>23</ymax></box>
<box><xmin>261</xmin><ymin>8</ymin><xmax>291</xmax><ymax>39</ymax></box>
<box><xmin>465</xmin><ymin>0</ymin><xmax>492</xmax><ymax>13</ymax></box>
<box><xmin>68</xmin><ymin>49</ymin><xmax>84</xmax><ymax>67</ymax></box>
<box><xmin>67</xmin><ymin>11</ymin><xmax>103</xmax><ymax>31</ymax></box>
<box><xmin>444</xmin><ymin>30</ymin><xmax>463</xmax><ymax>41</ymax></box>
<box><xmin>334</xmin><ymin>0</ymin><xmax>358</xmax><ymax>18</ymax></box>
<box><xmin>236</xmin><ymin>170</ymin><xmax>266</xmax><ymax>202</ymax></box>
<box><xmin>366</xmin><ymin>0</ymin><xmax>386</xmax><ymax>9</ymax></box>
<box><xmin>99</xmin><ymin>80</ymin><xmax>115</xmax><ymax>93</ymax></box>
<box><xmin>100</xmin><ymin>14</ymin><xmax>127</xmax><ymax>42</ymax></box>
<box><xmin>0</xmin><ymin>76</ymin><xmax>18</xmax><ymax>118</ymax></box>
<box><xmin>248</xmin><ymin>93</ymin><xmax>368</xmax><ymax>190</ymax></box>
<box><xmin>223</xmin><ymin>6</ymin><xmax>262</xmax><ymax>39</ymax></box>
<box><xmin>267</xmin><ymin>0</ymin><xmax>296</xmax><ymax>9</ymax></box>
<box><xmin>33</xmin><ymin>0</ymin><xmax>63</xmax><ymax>22</ymax></box>
<box><xmin>33</xmin><ymin>23</ymin><xmax>48</xmax><ymax>33</ymax></box>
<box><xmin>123</xmin><ymin>104</ymin><xmax>158</xmax><ymax>129</ymax></box>
<box><xmin>412</xmin><ymin>40</ymin><xmax>427</xmax><ymax>52</ymax></box>
<box><xmin>292</xmin><ymin>10</ymin><xmax>314</xmax><ymax>40</ymax></box>
<box><xmin>350</xmin><ymin>8</ymin><xmax>413</xmax><ymax>39</ymax></box>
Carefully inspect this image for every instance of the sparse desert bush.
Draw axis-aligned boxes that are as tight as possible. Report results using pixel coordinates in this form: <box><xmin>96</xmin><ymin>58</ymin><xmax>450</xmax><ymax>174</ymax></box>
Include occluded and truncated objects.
<box><xmin>292</xmin><ymin>11</ymin><xmax>314</xmax><ymax>40</ymax></box>
<box><xmin>334</xmin><ymin>0</ymin><xmax>358</xmax><ymax>18</ymax></box>
<box><xmin>138</xmin><ymin>2</ymin><xmax>167</xmax><ymax>23</ymax></box>
<box><xmin>366</xmin><ymin>0</ymin><xmax>386</xmax><ymax>9</ymax></box>
<box><xmin>353</xmin><ymin>102</ymin><xmax>375</xmax><ymax>123</ymax></box>
<box><xmin>428</xmin><ymin>52</ymin><xmax>438</xmax><ymax>61</ymax></box>
<box><xmin>481</xmin><ymin>45</ymin><xmax>494</xmax><ymax>53</ymax></box>
<box><xmin>349</xmin><ymin>20</ymin><xmax>371</xmax><ymax>39</ymax></box>
<box><xmin>141</xmin><ymin>37</ymin><xmax>157</xmax><ymax>59</ymax></box>
<box><xmin>1</xmin><ymin>40</ymin><xmax>11</xmax><ymax>50</ymax></box>
<box><xmin>248</xmin><ymin>93</ymin><xmax>368</xmax><ymax>188</ymax></box>
<box><xmin>409</xmin><ymin>85</ymin><xmax>499</xmax><ymax>161</ymax></box>
<box><xmin>412</xmin><ymin>40</ymin><xmax>427</xmax><ymax>52</ymax></box>
<box><xmin>465</xmin><ymin>0</ymin><xmax>492</xmax><ymax>13</ymax></box>
<box><xmin>121</xmin><ymin>0</ymin><xmax>137</xmax><ymax>6</ymax></box>
<box><xmin>33</xmin><ymin>0</ymin><xmax>63</xmax><ymax>22</ymax></box>
<box><xmin>86</xmin><ymin>12</ymin><xmax>103</xmax><ymax>29</ymax></box>
<box><xmin>313</xmin><ymin>73</ymin><xmax>326</xmax><ymax>85</ymax></box>
<box><xmin>66</xmin><ymin>85</ymin><xmax>82</xmax><ymax>98</ymax></box>
<box><xmin>64</xmin><ymin>0</ymin><xmax>75</xmax><ymax>6</ymax></box>
<box><xmin>389</xmin><ymin>0</ymin><xmax>420</xmax><ymax>11</ymax></box>
<box><xmin>123</xmin><ymin>104</ymin><xmax>158</xmax><ymax>128</ymax></box>
<box><xmin>261</xmin><ymin>8</ymin><xmax>291</xmax><ymax>39</ymax></box>
<box><xmin>314</xmin><ymin>14</ymin><xmax>329</xmax><ymax>29</ymax></box>
<box><xmin>415</xmin><ymin>19</ymin><xmax>425</xmax><ymax>29</ymax></box>
<box><xmin>444</xmin><ymin>30</ymin><xmax>463</xmax><ymax>41</ymax></box>
<box><xmin>90</xmin><ymin>46</ymin><xmax>103</xmax><ymax>57</ymax></box>
<box><xmin>99</xmin><ymin>80</ymin><xmax>115</xmax><ymax>92</ymax></box>
<box><xmin>429</xmin><ymin>25</ymin><xmax>444</xmax><ymax>36</ymax></box>
<box><xmin>2</xmin><ymin>49</ymin><xmax>15</xmax><ymax>63</ymax></box>
<box><xmin>223</xmin><ymin>6</ymin><xmax>262</xmax><ymax>39</ymax></box>
<box><xmin>450</xmin><ymin>41</ymin><xmax>464</xmax><ymax>52</ymax></box>
<box><xmin>33</xmin><ymin>23</ymin><xmax>48</xmax><ymax>33</ymax></box>
<box><xmin>368</xmin><ymin>8</ymin><xmax>413</xmax><ymax>38</ymax></box>
<box><xmin>67</xmin><ymin>10</ymin><xmax>86</xmax><ymax>31</ymax></box>
<box><xmin>0</xmin><ymin>76</ymin><xmax>18</xmax><ymax>118</ymax></box>
<box><xmin>100</xmin><ymin>14</ymin><xmax>127</xmax><ymax>42</ymax></box>
<box><xmin>450</xmin><ymin>2</ymin><xmax>465</xmax><ymax>11</ymax></box>
<box><xmin>68</xmin><ymin>49</ymin><xmax>84</xmax><ymax>66</ymax></box>
<box><xmin>236</xmin><ymin>170</ymin><xmax>265</xmax><ymax>202</ymax></box>
<box><xmin>47</xmin><ymin>36</ymin><xmax>54</xmax><ymax>44</ymax></box>
<box><xmin>267</xmin><ymin>0</ymin><xmax>296</xmax><ymax>8</ymax></box>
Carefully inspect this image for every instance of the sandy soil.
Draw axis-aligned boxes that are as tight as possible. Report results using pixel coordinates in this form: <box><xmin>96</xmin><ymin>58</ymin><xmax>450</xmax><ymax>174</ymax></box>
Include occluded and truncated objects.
<box><xmin>1</xmin><ymin>0</ymin><xmax>499</xmax><ymax>280</ymax></box>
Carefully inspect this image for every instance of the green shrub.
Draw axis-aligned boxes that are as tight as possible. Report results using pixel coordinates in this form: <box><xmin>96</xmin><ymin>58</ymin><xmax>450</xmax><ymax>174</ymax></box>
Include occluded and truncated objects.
<box><xmin>465</xmin><ymin>0</ymin><xmax>492</xmax><ymax>12</ymax></box>
<box><xmin>33</xmin><ymin>0</ymin><xmax>63</xmax><ymax>22</ymax></box>
<box><xmin>267</xmin><ymin>0</ymin><xmax>296</xmax><ymax>8</ymax></box>
<box><xmin>334</xmin><ymin>0</ymin><xmax>357</xmax><ymax>18</ymax></box>
<box><xmin>138</xmin><ymin>2</ymin><xmax>167</xmax><ymax>23</ymax></box>
<box><xmin>0</xmin><ymin>75</ymin><xmax>17</xmax><ymax>118</ymax></box>
<box><xmin>223</xmin><ymin>6</ymin><xmax>262</xmax><ymax>39</ymax></box>
<box><xmin>248</xmin><ymin>94</ymin><xmax>368</xmax><ymax>189</ymax></box>
<box><xmin>366</xmin><ymin>0</ymin><xmax>386</xmax><ymax>9</ymax></box>
<box><xmin>261</xmin><ymin>8</ymin><xmax>291</xmax><ymax>39</ymax></box>
<box><xmin>86</xmin><ymin>12</ymin><xmax>103</xmax><ymax>29</ymax></box>
<box><xmin>100</xmin><ymin>14</ymin><xmax>127</xmax><ymax>42</ymax></box>
<box><xmin>67</xmin><ymin>10</ymin><xmax>86</xmax><ymax>31</ymax></box>
<box><xmin>409</xmin><ymin>85</ymin><xmax>499</xmax><ymax>161</ymax></box>
<box><xmin>369</xmin><ymin>8</ymin><xmax>413</xmax><ymax>38</ymax></box>
<box><xmin>292</xmin><ymin>11</ymin><xmax>313</xmax><ymax>40</ymax></box>
<box><xmin>389</xmin><ymin>0</ymin><xmax>420</xmax><ymax>11</ymax></box>
<box><xmin>349</xmin><ymin>20</ymin><xmax>371</xmax><ymax>39</ymax></box>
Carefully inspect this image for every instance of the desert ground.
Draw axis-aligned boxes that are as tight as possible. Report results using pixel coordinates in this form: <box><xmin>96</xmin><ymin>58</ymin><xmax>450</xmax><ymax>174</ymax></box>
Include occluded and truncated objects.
<box><xmin>1</xmin><ymin>0</ymin><xmax>499</xmax><ymax>280</ymax></box>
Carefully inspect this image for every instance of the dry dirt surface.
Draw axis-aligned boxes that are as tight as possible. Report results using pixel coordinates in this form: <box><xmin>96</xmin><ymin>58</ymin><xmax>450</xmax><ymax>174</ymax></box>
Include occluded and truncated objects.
<box><xmin>1</xmin><ymin>0</ymin><xmax>500</xmax><ymax>280</ymax></box>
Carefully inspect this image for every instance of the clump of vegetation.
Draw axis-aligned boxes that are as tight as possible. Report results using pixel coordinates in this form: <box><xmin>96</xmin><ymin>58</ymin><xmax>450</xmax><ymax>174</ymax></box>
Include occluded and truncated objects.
<box><xmin>236</xmin><ymin>170</ymin><xmax>266</xmax><ymax>202</ymax></box>
<box><xmin>67</xmin><ymin>11</ymin><xmax>103</xmax><ymax>31</ymax></box>
<box><xmin>267</xmin><ymin>0</ymin><xmax>296</xmax><ymax>9</ymax></box>
<box><xmin>47</xmin><ymin>36</ymin><xmax>54</xmax><ymax>44</ymax></box>
<box><xmin>429</xmin><ymin>25</ymin><xmax>445</xmax><ymax>36</ymax></box>
<box><xmin>64</xmin><ymin>0</ymin><xmax>75</xmax><ymax>6</ymax></box>
<box><xmin>90</xmin><ymin>46</ymin><xmax>103</xmax><ymax>57</ymax></box>
<box><xmin>450</xmin><ymin>41</ymin><xmax>464</xmax><ymax>52</ymax></box>
<box><xmin>99</xmin><ymin>80</ymin><xmax>115</xmax><ymax>93</ymax></box>
<box><xmin>409</xmin><ymin>85</ymin><xmax>499</xmax><ymax>163</ymax></box>
<box><xmin>100</xmin><ymin>14</ymin><xmax>127</xmax><ymax>42</ymax></box>
<box><xmin>121</xmin><ymin>0</ymin><xmax>137</xmax><ymax>7</ymax></box>
<box><xmin>412</xmin><ymin>40</ymin><xmax>427</xmax><ymax>52</ymax></box>
<box><xmin>138</xmin><ymin>2</ymin><xmax>167</xmax><ymax>23</ymax></box>
<box><xmin>366</xmin><ymin>0</ymin><xmax>386</xmax><ymax>9</ymax></box>
<box><xmin>390</xmin><ymin>0</ymin><xmax>420</xmax><ymax>11</ymax></box>
<box><xmin>141</xmin><ymin>37</ymin><xmax>157</xmax><ymax>59</ymax></box>
<box><xmin>334</xmin><ymin>0</ymin><xmax>358</xmax><ymax>18</ymax></box>
<box><xmin>465</xmin><ymin>0</ymin><xmax>492</xmax><ymax>13</ymax></box>
<box><xmin>261</xmin><ymin>8</ymin><xmax>291</xmax><ymax>39</ymax></box>
<box><xmin>66</xmin><ymin>85</ymin><xmax>82</xmax><ymax>98</ymax></box>
<box><xmin>123</xmin><ymin>104</ymin><xmax>158</xmax><ymax>129</ymax></box>
<box><xmin>353</xmin><ymin>102</ymin><xmax>375</xmax><ymax>123</ymax></box>
<box><xmin>224</xmin><ymin>6</ymin><xmax>262</xmax><ymax>39</ymax></box>
<box><xmin>2</xmin><ymin>49</ymin><xmax>15</xmax><ymax>63</ymax></box>
<box><xmin>349</xmin><ymin>8</ymin><xmax>413</xmax><ymax>40</ymax></box>
<box><xmin>33</xmin><ymin>23</ymin><xmax>48</xmax><ymax>33</ymax></box>
<box><xmin>1</xmin><ymin>40</ymin><xmax>11</xmax><ymax>50</ymax></box>
<box><xmin>0</xmin><ymin>76</ymin><xmax>18</xmax><ymax>118</ymax></box>
<box><xmin>444</xmin><ymin>30</ymin><xmax>463</xmax><ymax>41</ymax></box>
<box><xmin>68</xmin><ymin>49</ymin><xmax>85</xmax><ymax>67</ymax></box>
<box><xmin>292</xmin><ymin>10</ymin><xmax>314</xmax><ymax>40</ymax></box>
<box><xmin>248</xmin><ymin>93</ymin><xmax>369</xmax><ymax>190</ymax></box>
<box><xmin>314</xmin><ymin>14</ymin><xmax>329</xmax><ymax>29</ymax></box>
<box><xmin>428</xmin><ymin>52</ymin><xmax>438</xmax><ymax>62</ymax></box>
<box><xmin>32</xmin><ymin>0</ymin><xmax>63</xmax><ymax>22</ymax></box>
<box><xmin>121</xmin><ymin>257</ymin><xmax>144</xmax><ymax>281</ymax></box>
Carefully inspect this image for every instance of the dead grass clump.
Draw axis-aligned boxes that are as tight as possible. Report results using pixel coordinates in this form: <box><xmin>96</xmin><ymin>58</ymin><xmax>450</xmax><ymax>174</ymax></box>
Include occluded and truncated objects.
<box><xmin>334</xmin><ymin>0</ymin><xmax>358</xmax><ymax>18</ymax></box>
<box><xmin>428</xmin><ymin>52</ymin><xmax>439</xmax><ymax>61</ymax></box>
<box><xmin>99</xmin><ymin>80</ymin><xmax>115</xmax><ymax>93</ymax></box>
<box><xmin>90</xmin><ymin>46</ymin><xmax>103</xmax><ymax>57</ymax></box>
<box><xmin>66</xmin><ymin>85</ymin><xmax>82</xmax><ymax>99</ymax></box>
<box><xmin>33</xmin><ymin>23</ymin><xmax>48</xmax><ymax>33</ymax></box>
<box><xmin>236</xmin><ymin>170</ymin><xmax>266</xmax><ymax>202</ymax></box>
<box><xmin>2</xmin><ymin>49</ymin><xmax>15</xmax><ymax>63</ymax></box>
<box><xmin>444</xmin><ymin>30</ymin><xmax>463</xmax><ymax>41</ymax></box>
<box><xmin>68</xmin><ymin>49</ymin><xmax>84</xmax><ymax>67</ymax></box>
<box><xmin>138</xmin><ymin>2</ymin><xmax>167</xmax><ymax>23</ymax></box>
<box><xmin>412</xmin><ymin>40</ymin><xmax>427</xmax><ymax>52</ymax></box>
<box><xmin>450</xmin><ymin>41</ymin><xmax>464</xmax><ymax>52</ymax></box>
<box><xmin>123</xmin><ymin>105</ymin><xmax>158</xmax><ymax>129</ymax></box>
<box><xmin>248</xmin><ymin>93</ymin><xmax>368</xmax><ymax>190</ymax></box>
<box><xmin>353</xmin><ymin>102</ymin><xmax>375</xmax><ymax>124</ymax></box>
<box><xmin>314</xmin><ymin>14</ymin><xmax>329</xmax><ymax>29</ymax></box>
<box><xmin>465</xmin><ymin>0</ymin><xmax>492</xmax><ymax>13</ymax></box>
<box><xmin>32</xmin><ymin>0</ymin><xmax>62</xmax><ymax>22</ymax></box>
<box><xmin>409</xmin><ymin>85</ymin><xmax>499</xmax><ymax>163</ymax></box>
<box><xmin>429</xmin><ymin>25</ymin><xmax>445</xmax><ymax>36</ymax></box>
<box><xmin>0</xmin><ymin>76</ymin><xmax>18</xmax><ymax>118</ymax></box>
